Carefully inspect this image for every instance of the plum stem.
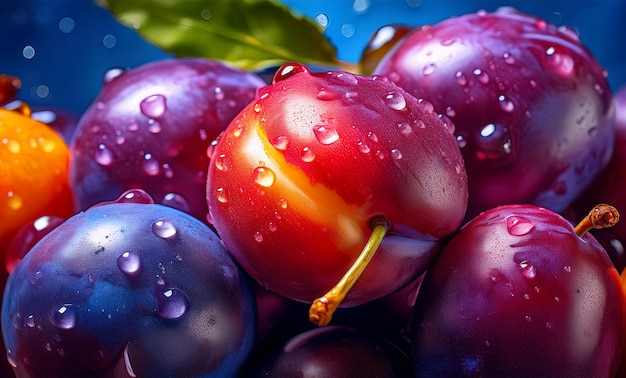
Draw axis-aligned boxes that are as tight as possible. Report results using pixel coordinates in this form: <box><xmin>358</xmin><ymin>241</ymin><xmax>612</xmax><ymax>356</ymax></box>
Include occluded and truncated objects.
<box><xmin>309</xmin><ymin>217</ymin><xmax>391</xmax><ymax>327</ymax></box>
<box><xmin>574</xmin><ymin>204</ymin><xmax>620</xmax><ymax>237</ymax></box>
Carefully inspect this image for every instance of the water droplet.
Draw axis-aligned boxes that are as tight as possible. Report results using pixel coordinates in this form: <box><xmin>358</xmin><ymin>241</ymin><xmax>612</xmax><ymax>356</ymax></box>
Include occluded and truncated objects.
<box><xmin>95</xmin><ymin>144</ymin><xmax>113</xmax><ymax>166</ymax></box>
<box><xmin>117</xmin><ymin>189</ymin><xmax>154</xmax><ymax>204</ymax></box>
<box><xmin>216</xmin><ymin>187</ymin><xmax>228</xmax><ymax>203</ymax></box>
<box><xmin>423</xmin><ymin>63</ymin><xmax>436</xmax><ymax>76</ymax></box>
<box><xmin>253</xmin><ymin>103</ymin><xmax>262</xmax><ymax>113</ymax></box>
<box><xmin>455</xmin><ymin>71</ymin><xmax>467</xmax><ymax>86</ymax></box>
<box><xmin>503</xmin><ymin>52</ymin><xmax>515</xmax><ymax>65</ymax></box>
<box><xmin>473</xmin><ymin>68</ymin><xmax>490</xmax><ymax>84</ymax></box>
<box><xmin>475</xmin><ymin>124</ymin><xmax>512</xmax><ymax>160</ymax></box>
<box><xmin>445</xmin><ymin>106</ymin><xmax>456</xmax><ymax>117</ymax></box>
<box><xmin>273</xmin><ymin>63</ymin><xmax>310</xmax><ymax>83</ymax></box>
<box><xmin>6</xmin><ymin>350</ymin><xmax>16</xmax><ymax>368</ymax></box>
<box><xmin>117</xmin><ymin>251</ymin><xmax>141</xmax><ymax>276</ymax></box>
<box><xmin>127</xmin><ymin>120</ymin><xmax>139</xmax><ymax>131</ymax></box>
<box><xmin>157</xmin><ymin>288</ymin><xmax>189</xmax><ymax>319</ymax></box>
<box><xmin>143</xmin><ymin>154</ymin><xmax>160</xmax><ymax>176</ymax></box>
<box><xmin>525</xmin><ymin>315</ymin><xmax>532</xmax><ymax>322</ymax></box>
<box><xmin>279</xmin><ymin>198</ymin><xmax>288</xmax><ymax>209</ymax></box>
<box><xmin>313</xmin><ymin>124</ymin><xmax>339</xmax><ymax>145</ymax></box>
<box><xmin>507</xmin><ymin>216</ymin><xmax>535</xmax><ymax>236</ymax></box>
<box><xmin>213</xmin><ymin>86</ymin><xmax>225</xmax><ymax>100</ymax></box>
<box><xmin>162</xmin><ymin>193</ymin><xmax>190</xmax><ymax>213</ymax></box>
<box><xmin>396</xmin><ymin>122</ymin><xmax>412</xmax><ymax>136</ymax></box>
<box><xmin>519</xmin><ymin>260</ymin><xmax>537</xmax><ymax>279</ymax></box>
<box><xmin>50</xmin><ymin>304</ymin><xmax>76</xmax><ymax>329</ymax></box>
<box><xmin>314</xmin><ymin>13</ymin><xmax>328</xmax><ymax>27</ymax></box>
<box><xmin>151</xmin><ymin>219</ymin><xmax>177</xmax><ymax>239</ymax></box>
<box><xmin>299</xmin><ymin>147</ymin><xmax>315</xmax><ymax>162</ymax></box>
<box><xmin>140</xmin><ymin>94</ymin><xmax>166</xmax><ymax>118</ymax></box>
<box><xmin>563</xmin><ymin>265</ymin><xmax>572</xmax><ymax>273</ymax></box>
<box><xmin>254</xmin><ymin>231</ymin><xmax>263</xmax><ymax>242</ymax></box>
<box><xmin>390</xmin><ymin>148</ymin><xmax>403</xmax><ymax>160</ymax></box>
<box><xmin>271</xmin><ymin>135</ymin><xmax>290</xmax><ymax>151</ymax></box>
<box><xmin>543</xmin><ymin>46</ymin><xmax>574</xmax><ymax>77</ymax></box>
<box><xmin>4</xmin><ymin>139</ymin><xmax>20</xmax><ymax>154</ymax></box>
<box><xmin>22</xmin><ymin>45</ymin><xmax>35</xmax><ymax>59</ymax></box>
<box><xmin>385</xmin><ymin>91</ymin><xmax>406</xmax><ymax>110</ymax></box>
<box><xmin>357</xmin><ymin>141</ymin><xmax>371</xmax><ymax>153</ymax></box>
<box><xmin>25</xmin><ymin>314</ymin><xmax>35</xmax><ymax>328</ymax></box>
<box><xmin>368</xmin><ymin>131</ymin><xmax>379</xmax><ymax>143</ymax></box>
<box><xmin>315</xmin><ymin>88</ymin><xmax>340</xmax><ymax>101</ymax></box>
<box><xmin>336</xmin><ymin>72</ymin><xmax>359</xmax><ymax>85</ymax></box>
<box><xmin>455</xmin><ymin>135</ymin><xmax>467</xmax><ymax>148</ymax></box>
<box><xmin>148</xmin><ymin>119</ymin><xmax>161</xmax><ymax>134</ymax></box>
<box><xmin>7</xmin><ymin>192</ymin><xmax>22</xmax><ymax>210</ymax></box>
<box><xmin>214</xmin><ymin>153</ymin><xmax>228</xmax><ymax>171</ymax></box>
<box><xmin>253</xmin><ymin>166</ymin><xmax>276</xmax><ymax>187</ymax></box>
<box><xmin>103</xmin><ymin>68</ymin><xmax>125</xmax><ymax>83</ymax></box>
<box><xmin>268</xmin><ymin>222</ymin><xmax>277</xmax><ymax>232</ymax></box>
<box><xmin>498</xmin><ymin>95</ymin><xmax>515</xmax><ymax>112</ymax></box>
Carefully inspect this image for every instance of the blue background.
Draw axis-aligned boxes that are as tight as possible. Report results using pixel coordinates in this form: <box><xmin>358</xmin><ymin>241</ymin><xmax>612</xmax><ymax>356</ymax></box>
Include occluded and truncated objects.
<box><xmin>1</xmin><ymin>0</ymin><xmax>625</xmax><ymax>115</ymax></box>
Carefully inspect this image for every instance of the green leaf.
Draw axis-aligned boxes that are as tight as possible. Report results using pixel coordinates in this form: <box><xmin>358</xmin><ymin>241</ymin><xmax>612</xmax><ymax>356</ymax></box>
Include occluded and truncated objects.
<box><xmin>99</xmin><ymin>0</ymin><xmax>339</xmax><ymax>71</ymax></box>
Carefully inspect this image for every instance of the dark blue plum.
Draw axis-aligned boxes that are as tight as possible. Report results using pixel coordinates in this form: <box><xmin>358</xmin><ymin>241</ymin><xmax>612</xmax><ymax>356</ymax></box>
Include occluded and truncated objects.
<box><xmin>1</xmin><ymin>190</ymin><xmax>256</xmax><ymax>377</ymax></box>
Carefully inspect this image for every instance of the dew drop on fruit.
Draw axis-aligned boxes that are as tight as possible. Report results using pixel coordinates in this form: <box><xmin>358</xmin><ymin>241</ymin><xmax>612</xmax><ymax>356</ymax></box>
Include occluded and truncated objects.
<box><xmin>357</xmin><ymin>141</ymin><xmax>371</xmax><ymax>153</ymax></box>
<box><xmin>253</xmin><ymin>166</ymin><xmax>276</xmax><ymax>187</ymax></box>
<box><xmin>143</xmin><ymin>154</ymin><xmax>160</xmax><ymax>176</ymax></box>
<box><xmin>390</xmin><ymin>148</ymin><xmax>403</xmax><ymax>160</ymax></box>
<box><xmin>216</xmin><ymin>187</ymin><xmax>228</xmax><ymax>203</ymax></box>
<box><xmin>519</xmin><ymin>260</ymin><xmax>537</xmax><ymax>279</ymax></box>
<box><xmin>213</xmin><ymin>86</ymin><xmax>225</xmax><ymax>100</ymax></box>
<box><xmin>279</xmin><ymin>198</ymin><xmax>288</xmax><ymax>209</ymax></box>
<box><xmin>268</xmin><ymin>222</ymin><xmax>277</xmax><ymax>232</ymax></box>
<box><xmin>313</xmin><ymin>124</ymin><xmax>339</xmax><ymax>145</ymax></box>
<box><xmin>127</xmin><ymin>119</ymin><xmax>139</xmax><ymax>132</ymax></box>
<box><xmin>543</xmin><ymin>47</ymin><xmax>574</xmax><ymax>77</ymax></box>
<box><xmin>506</xmin><ymin>216</ymin><xmax>535</xmax><ymax>236</ymax></box>
<box><xmin>157</xmin><ymin>288</ymin><xmax>189</xmax><ymax>319</ymax></box>
<box><xmin>7</xmin><ymin>192</ymin><xmax>22</xmax><ymax>210</ymax></box>
<box><xmin>336</xmin><ymin>72</ymin><xmax>358</xmax><ymax>85</ymax></box>
<box><xmin>385</xmin><ymin>91</ymin><xmax>407</xmax><ymax>110</ymax></box>
<box><xmin>273</xmin><ymin>63</ymin><xmax>310</xmax><ymax>83</ymax></box>
<box><xmin>214</xmin><ymin>153</ymin><xmax>229</xmax><ymax>171</ymax></box>
<box><xmin>94</xmin><ymin>144</ymin><xmax>113</xmax><ymax>166</ymax></box>
<box><xmin>117</xmin><ymin>251</ymin><xmax>141</xmax><ymax>276</ymax></box>
<box><xmin>148</xmin><ymin>119</ymin><xmax>162</xmax><ymax>134</ymax></box>
<box><xmin>50</xmin><ymin>304</ymin><xmax>76</xmax><ymax>330</ymax></box>
<box><xmin>396</xmin><ymin>122</ymin><xmax>412</xmax><ymax>136</ymax></box>
<box><xmin>503</xmin><ymin>52</ymin><xmax>515</xmax><ymax>65</ymax></box>
<box><xmin>423</xmin><ymin>63</ymin><xmax>436</xmax><ymax>76</ymax></box>
<box><xmin>271</xmin><ymin>135</ymin><xmax>290</xmax><ymax>151</ymax></box>
<box><xmin>151</xmin><ymin>219</ymin><xmax>177</xmax><ymax>239</ymax></box>
<box><xmin>254</xmin><ymin>231</ymin><xmax>263</xmax><ymax>242</ymax></box>
<box><xmin>473</xmin><ymin>68</ymin><xmax>490</xmax><ymax>84</ymax></box>
<box><xmin>140</xmin><ymin>94</ymin><xmax>166</xmax><ymax>118</ymax></box>
<box><xmin>103</xmin><ymin>67</ymin><xmax>125</xmax><ymax>83</ymax></box>
<box><xmin>6</xmin><ymin>350</ymin><xmax>16</xmax><ymax>368</ymax></box>
<box><xmin>456</xmin><ymin>135</ymin><xmax>467</xmax><ymax>148</ymax></box>
<box><xmin>162</xmin><ymin>193</ymin><xmax>190</xmax><ymax>213</ymax></box>
<box><xmin>476</xmin><ymin>124</ymin><xmax>512</xmax><ymax>160</ymax></box>
<box><xmin>445</xmin><ymin>106</ymin><xmax>456</xmax><ymax>117</ymax></box>
<box><xmin>563</xmin><ymin>265</ymin><xmax>572</xmax><ymax>273</ymax></box>
<box><xmin>118</xmin><ymin>189</ymin><xmax>155</xmax><ymax>204</ymax></box>
<box><xmin>300</xmin><ymin>146</ymin><xmax>315</xmax><ymax>162</ymax></box>
<box><xmin>498</xmin><ymin>95</ymin><xmax>515</xmax><ymax>112</ymax></box>
<box><xmin>455</xmin><ymin>71</ymin><xmax>468</xmax><ymax>86</ymax></box>
<box><xmin>368</xmin><ymin>131</ymin><xmax>379</xmax><ymax>143</ymax></box>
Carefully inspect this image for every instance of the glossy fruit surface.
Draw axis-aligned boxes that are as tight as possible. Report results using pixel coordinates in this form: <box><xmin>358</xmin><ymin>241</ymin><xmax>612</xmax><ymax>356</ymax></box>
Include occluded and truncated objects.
<box><xmin>207</xmin><ymin>62</ymin><xmax>468</xmax><ymax>306</ymax></box>
<box><xmin>0</xmin><ymin>108</ymin><xmax>74</xmax><ymax>255</ymax></box>
<box><xmin>572</xmin><ymin>85</ymin><xmax>626</xmax><ymax>271</ymax></box>
<box><xmin>69</xmin><ymin>58</ymin><xmax>265</xmax><ymax>223</ymax></box>
<box><xmin>411</xmin><ymin>204</ymin><xmax>624</xmax><ymax>377</ymax></box>
<box><xmin>1</xmin><ymin>190</ymin><xmax>256</xmax><ymax>377</ymax></box>
<box><xmin>245</xmin><ymin>325</ymin><xmax>413</xmax><ymax>377</ymax></box>
<box><xmin>375</xmin><ymin>8</ymin><xmax>615</xmax><ymax>219</ymax></box>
